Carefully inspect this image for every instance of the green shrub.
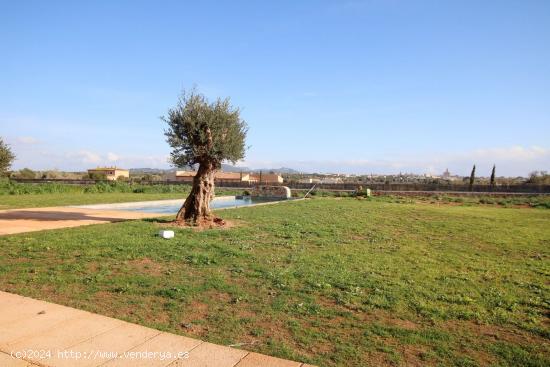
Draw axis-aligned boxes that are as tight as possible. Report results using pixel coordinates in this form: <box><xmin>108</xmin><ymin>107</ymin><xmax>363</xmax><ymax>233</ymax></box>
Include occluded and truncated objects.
<box><xmin>355</xmin><ymin>189</ymin><xmax>372</xmax><ymax>198</ymax></box>
<box><xmin>88</xmin><ymin>172</ymin><xmax>107</xmax><ymax>180</ymax></box>
<box><xmin>15</xmin><ymin>168</ymin><xmax>36</xmax><ymax>179</ymax></box>
<box><xmin>0</xmin><ymin>180</ymin><xmax>192</xmax><ymax>196</ymax></box>
<box><xmin>532</xmin><ymin>201</ymin><xmax>550</xmax><ymax>209</ymax></box>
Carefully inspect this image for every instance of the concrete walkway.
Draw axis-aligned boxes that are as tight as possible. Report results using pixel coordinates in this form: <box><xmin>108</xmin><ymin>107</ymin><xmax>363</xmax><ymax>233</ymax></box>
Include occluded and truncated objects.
<box><xmin>0</xmin><ymin>291</ymin><xmax>313</xmax><ymax>367</ymax></box>
<box><xmin>0</xmin><ymin>207</ymin><xmax>163</xmax><ymax>235</ymax></box>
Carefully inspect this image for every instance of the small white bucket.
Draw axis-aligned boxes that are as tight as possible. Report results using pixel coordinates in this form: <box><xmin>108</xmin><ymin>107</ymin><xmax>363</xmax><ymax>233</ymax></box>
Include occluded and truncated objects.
<box><xmin>159</xmin><ymin>230</ymin><xmax>175</xmax><ymax>239</ymax></box>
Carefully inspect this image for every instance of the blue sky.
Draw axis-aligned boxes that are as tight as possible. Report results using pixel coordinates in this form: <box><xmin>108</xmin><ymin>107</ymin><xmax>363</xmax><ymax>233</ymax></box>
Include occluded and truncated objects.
<box><xmin>1</xmin><ymin>0</ymin><xmax>549</xmax><ymax>176</ymax></box>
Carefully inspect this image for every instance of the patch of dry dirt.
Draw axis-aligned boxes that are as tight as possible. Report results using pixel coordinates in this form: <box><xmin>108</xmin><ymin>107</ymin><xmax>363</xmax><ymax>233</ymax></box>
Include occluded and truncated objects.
<box><xmin>89</xmin><ymin>291</ymin><xmax>171</xmax><ymax>324</ymax></box>
<box><xmin>400</xmin><ymin>344</ymin><xmax>432</xmax><ymax>367</ymax></box>
<box><xmin>126</xmin><ymin>257</ymin><xmax>164</xmax><ymax>276</ymax></box>
<box><xmin>443</xmin><ymin>319</ymin><xmax>549</xmax><ymax>348</ymax></box>
<box><xmin>179</xmin><ymin>300</ymin><xmax>209</xmax><ymax>337</ymax></box>
<box><xmin>159</xmin><ymin>218</ymin><xmax>242</xmax><ymax>231</ymax></box>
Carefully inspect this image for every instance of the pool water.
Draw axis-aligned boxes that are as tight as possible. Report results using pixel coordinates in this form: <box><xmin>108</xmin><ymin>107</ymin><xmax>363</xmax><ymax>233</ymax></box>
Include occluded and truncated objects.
<box><xmin>74</xmin><ymin>196</ymin><xmax>286</xmax><ymax>214</ymax></box>
<box><xmin>125</xmin><ymin>196</ymin><xmax>282</xmax><ymax>214</ymax></box>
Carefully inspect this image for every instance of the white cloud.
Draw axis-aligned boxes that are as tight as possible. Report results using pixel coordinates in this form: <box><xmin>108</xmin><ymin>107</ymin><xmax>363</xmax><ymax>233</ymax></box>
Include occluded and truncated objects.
<box><xmin>68</xmin><ymin>150</ymin><xmax>102</xmax><ymax>164</ymax></box>
<box><xmin>16</xmin><ymin>136</ymin><xmax>39</xmax><ymax>144</ymax></box>
<box><xmin>240</xmin><ymin>146</ymin><xmax>550</xmax><ymax>177</ymax></box>
<box><xmin>107</xmin><ymin>152</ymin><xmax>120</xmax><ymax>162</ymax></box>
<box><xmin>469</xmin><ymin>146</ymin><xmax>548</xmax><ymax>161</ymax></box>
<box><xmin>11</xmin><ymin>148</ymin><xmax>171</xmax><ymax>171</ymax></box>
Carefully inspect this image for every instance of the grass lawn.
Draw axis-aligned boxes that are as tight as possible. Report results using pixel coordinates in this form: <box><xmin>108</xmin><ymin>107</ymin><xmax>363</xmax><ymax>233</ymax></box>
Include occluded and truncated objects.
<box><xmin>0</xmin><ymin>197</ymin><xmax>548</xmax><ymax>366</ymax></box>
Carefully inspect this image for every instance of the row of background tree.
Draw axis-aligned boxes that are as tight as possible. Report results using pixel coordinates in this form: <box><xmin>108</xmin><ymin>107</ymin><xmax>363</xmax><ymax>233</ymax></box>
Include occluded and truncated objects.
<box><xmin>4</xmin><ymin>166</ymin><xmax>550</xmax><ymax>186</ymax></box>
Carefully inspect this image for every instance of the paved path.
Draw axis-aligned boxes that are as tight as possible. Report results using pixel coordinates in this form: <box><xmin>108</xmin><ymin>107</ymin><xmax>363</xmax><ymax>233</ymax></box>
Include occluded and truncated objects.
<box><xmin>0</xmin><ymin>291</ymin><xmax>313</xmax><ymax>367</ymax></box>
<box><xmin>0</xmin><ymin>207</ymin><xmax>163</xmax><ymax>235</ymax></box>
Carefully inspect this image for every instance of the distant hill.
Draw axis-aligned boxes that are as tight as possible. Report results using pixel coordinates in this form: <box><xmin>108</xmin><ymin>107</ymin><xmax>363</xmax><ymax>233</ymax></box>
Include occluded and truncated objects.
<box><xmin>250</xmin><ymin>167</ymin><xmax>301</xmax><ymax>174</ymax></box>
<box><xmin>221</xmin><ymin>164</ymin><xmax>249</xmax><ymax>172</ymax></box>
<box><xmin>223</xmin><ymin>165</ymin><xmax>301</xmax><ymax>174</ymax></box>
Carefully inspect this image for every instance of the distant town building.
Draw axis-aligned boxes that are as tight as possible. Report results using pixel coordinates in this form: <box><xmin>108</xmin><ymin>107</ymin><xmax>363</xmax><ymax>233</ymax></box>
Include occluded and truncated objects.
<box><xmin>440</xmin><ymin>168</ymin><xmax>461</xmax><ymax>181</ymax></box>
<box><xmin>172</xmin><ymin>171</ymin><xmax>283</xmax><ymax>184</ymax></box>
<box><xmin>250</xmin><ymin>173</ymin><xmax>284</xmax><ymax>184</ymax></box>
<box><xmin>319</xmin><ymin>177</ymin><xmax>343</xmax><ymax>184</ymax></box>
<box><xmin>298</xmin><ymin>178</ymin><xmax>321</xmax><ymax>184</ymax></box>
<box><xmin>216</xmin><ymin>172</ymin><xmax>253</xmax><ymax>183</ymax></box>
<box><xmin>424</xmin><ymin>173</ymin><xmax>440</xmax><ymax>179</ymax></box>
<box><xmin>169</xmin><ymin>171</ymin><xmax>193</xmax><ymax>181</ymax></box>
<box><xmin>87</xmin><ymin>167</ymin><xmax>129</xmax><ymax>181</ymax></box>
<box><xmin>172</xmin><ymin>171</ymin><xmax>248</xmax><ymax>183</ymax></box>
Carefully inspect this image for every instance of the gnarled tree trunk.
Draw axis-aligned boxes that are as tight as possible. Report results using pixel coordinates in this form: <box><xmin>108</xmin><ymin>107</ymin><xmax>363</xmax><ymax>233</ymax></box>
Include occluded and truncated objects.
<box><xmin>176</xmin><ymin>162</ymin><xmax>217</xmax><ymax>224</ymax></box>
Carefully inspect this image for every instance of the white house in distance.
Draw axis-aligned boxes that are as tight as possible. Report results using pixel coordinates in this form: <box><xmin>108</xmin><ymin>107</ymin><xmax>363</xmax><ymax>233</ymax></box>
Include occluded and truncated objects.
<box><xmin>87</xmin><ymin>167</ymin><xmax>129</xmax><ymax>181</ymax></box>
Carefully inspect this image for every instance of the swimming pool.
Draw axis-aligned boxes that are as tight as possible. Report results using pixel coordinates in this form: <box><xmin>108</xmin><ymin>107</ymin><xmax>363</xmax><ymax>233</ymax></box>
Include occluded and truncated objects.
<box><xmin>73</xmin><ymin>196</ymin><xmax>286</xmax><ymax>214</ymax></box>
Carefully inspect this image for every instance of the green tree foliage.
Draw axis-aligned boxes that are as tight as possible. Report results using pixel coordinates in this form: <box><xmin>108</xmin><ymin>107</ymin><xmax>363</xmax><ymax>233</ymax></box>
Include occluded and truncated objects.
<box><xmin>0</xmin><ymin>138</ymin><xmax>15</xmax><ymax>176</ymax></box>
<box><xmin>16</xmin><ymin>168</ymin><xmax>36</xmax><ymax>179</ymax></box>
<box><xmin>528</xmin><ymin>171</ymin><xmax>550</xmax><ymax>185</ymax></box>
<box><xmin>88</xmin><ymin>172</ymin><xmax>107</xmax><ymax>180</ymax></box>
<box><xmin>163</xmin><ymin>89</ymin><xmax>247</xmax><ymax>223</ymax></box>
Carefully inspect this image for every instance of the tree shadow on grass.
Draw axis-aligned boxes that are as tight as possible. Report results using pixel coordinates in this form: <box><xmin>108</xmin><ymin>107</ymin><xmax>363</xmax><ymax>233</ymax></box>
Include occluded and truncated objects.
<box><xmin>142</xmin><ymin>217</ymin><xmax>175</xmax><ymax>224</ymax></box>
<box><xmin>0</xmin><ymin>210</ymin><xmax>130</xmax><ymax>222</ymax></box>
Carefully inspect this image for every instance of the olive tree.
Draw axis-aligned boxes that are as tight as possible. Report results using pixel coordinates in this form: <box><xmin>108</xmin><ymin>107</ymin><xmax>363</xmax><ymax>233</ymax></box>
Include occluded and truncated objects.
<box><xmin>163</xmin><ymin>90</ymin><xmax>247</xmax><ymax>224</ymax></box>
<box><xmin>0</xmin><ymin>138</ymin><xmax>15</xmax><ymax>176</ymax></box>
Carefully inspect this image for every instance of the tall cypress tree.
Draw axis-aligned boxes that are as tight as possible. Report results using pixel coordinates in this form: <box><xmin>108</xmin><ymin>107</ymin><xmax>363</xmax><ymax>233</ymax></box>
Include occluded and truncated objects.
<box><xmin>469</xmin><ymin>165</ymin><xmax>476</xmax><ymax>191</ymax></box>
<box><xmin>490</xmin><ymin>164</ymin><xmax>496</xmax><ymax>187</ymax></box>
